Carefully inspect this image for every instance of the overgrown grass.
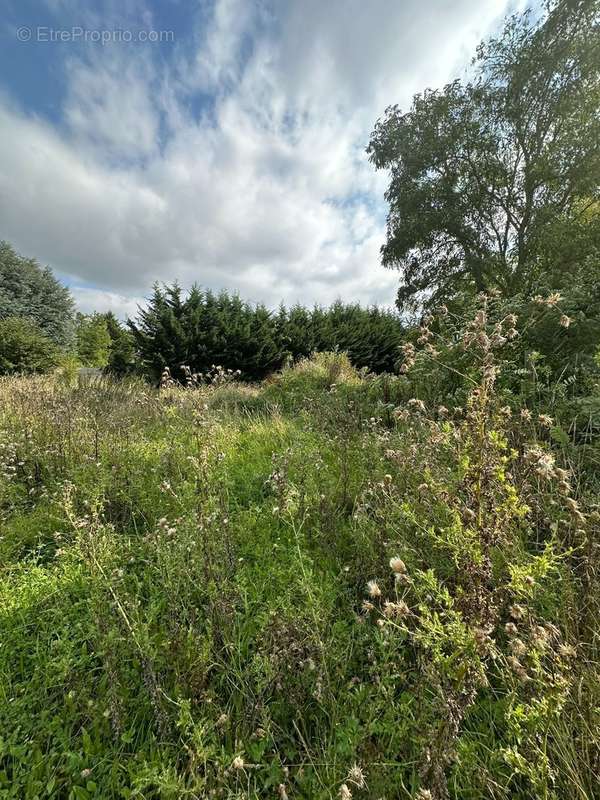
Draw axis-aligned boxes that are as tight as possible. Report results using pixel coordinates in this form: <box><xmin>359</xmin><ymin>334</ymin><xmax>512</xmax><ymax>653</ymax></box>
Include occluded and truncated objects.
<box><xmin>1</xmin><ymin>337</ymin><xmax>599</xmax><ymax>799</ymax></box>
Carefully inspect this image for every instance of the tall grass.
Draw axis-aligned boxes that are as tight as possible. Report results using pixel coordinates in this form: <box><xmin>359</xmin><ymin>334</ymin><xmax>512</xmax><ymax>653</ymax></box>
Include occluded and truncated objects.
<box><xmin>0</xmin><ymin>325</ymin><xmax>598</xmax><ymax>798</ymax></box>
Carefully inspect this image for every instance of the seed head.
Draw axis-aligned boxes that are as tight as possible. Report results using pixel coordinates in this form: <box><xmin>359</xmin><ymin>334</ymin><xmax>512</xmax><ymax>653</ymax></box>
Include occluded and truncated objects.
<box><xmin>559</xmin><ymin>314</ymin><xmax>572</xmax><ymax>328</ymax></box>
<box><xmin>510</xmin><ymin>638</ymin><xmax>527</xmax><ymax>657</ymax></box>
<box><xmin>367</xmin><ymin>580</ymin><xmax>381</xmax><ymax>598</ymax></box>
<box><xmin>389</xmin><ymin>556</ymin><xmax>407</xmax><ymax>574</ymax></box>
<box><xmin>347</xmin><ymin>764</ymin><xmax>366</xmax><ymax>788</ymax></box>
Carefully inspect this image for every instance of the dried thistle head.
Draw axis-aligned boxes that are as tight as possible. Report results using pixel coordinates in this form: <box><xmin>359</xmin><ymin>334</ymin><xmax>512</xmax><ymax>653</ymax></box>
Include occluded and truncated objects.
<box><xmin>389</xmin><ymin>556</ymin><xmax>407</xmax><ymax>574</ymax></box>
<box><xmin>366</xmin><ymin>580</ymin><xmax>381</xmax><ymax>598</ymax></box>
<box><xmin>346</xmin><ymin>763</ymin><xmax>366</xmax><ymax>788</ymax></box>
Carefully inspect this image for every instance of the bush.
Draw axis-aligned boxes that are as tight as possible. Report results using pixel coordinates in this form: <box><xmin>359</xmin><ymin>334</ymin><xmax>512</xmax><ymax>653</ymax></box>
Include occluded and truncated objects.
<box><xmin>0</xmin><ymin>316</ymin><xmax>59</xmax><ymax>374</ymax></box>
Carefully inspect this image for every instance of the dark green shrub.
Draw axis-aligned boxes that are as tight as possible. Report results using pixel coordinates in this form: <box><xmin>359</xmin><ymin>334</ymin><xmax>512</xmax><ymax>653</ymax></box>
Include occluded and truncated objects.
<box><xmin>0</xmin><ymin>316</ymin><xmax>59</xmax><ymax>374</ymax></box>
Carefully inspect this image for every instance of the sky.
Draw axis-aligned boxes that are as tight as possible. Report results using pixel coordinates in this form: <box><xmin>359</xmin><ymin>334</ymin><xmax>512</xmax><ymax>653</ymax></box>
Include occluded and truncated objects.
<box><xmin>0</xmin><ymin>0</ymin><xmax>523</xmax><ymax>318</ymax></box>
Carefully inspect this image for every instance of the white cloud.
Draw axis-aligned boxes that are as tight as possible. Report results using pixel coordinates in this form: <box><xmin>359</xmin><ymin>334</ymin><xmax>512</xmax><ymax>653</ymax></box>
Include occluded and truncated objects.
<box><xmin>0</xmin><ymin>0</ymin><xmax>514</xmax><ymax>316</ymax></box>
<box><xmin>69</xmin><ymin>285</ymin><xmax>144</xmax><ymax>318</ymax></box>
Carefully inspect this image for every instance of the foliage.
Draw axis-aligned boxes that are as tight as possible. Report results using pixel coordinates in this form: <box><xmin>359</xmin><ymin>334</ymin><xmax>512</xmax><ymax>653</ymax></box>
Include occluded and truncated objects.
<box><xmin>75</xmin><ymin>313</ymin><xmax>111</xmax><ymax>368</ymax></box>
<box><xmin>103</xmin><ymin>312</ymin><xmax>137</xmax><ymax>376</ymax></box>
<box><xmin>367</xmin><ymin>0</ymin><xmax>600</xmax><ymax>312</ymax></box>
<box><xmin>0</xmin><ymin>241</ymin><xmax>75</xmax><ymax>346</ymax></box>
<box><xmin>128</xmin><ymin>284</ymin><xmax>404</xmax><ymax>381</ymax></box>
<box><xmin>0</xmin><ymin>316</ymin><xmax>59</xmax><ymax>374</ymax></box>
<box><xmin>1</xmin><ymin>304</ymin><xmax>598</xmax><ymax>797</ymax></box>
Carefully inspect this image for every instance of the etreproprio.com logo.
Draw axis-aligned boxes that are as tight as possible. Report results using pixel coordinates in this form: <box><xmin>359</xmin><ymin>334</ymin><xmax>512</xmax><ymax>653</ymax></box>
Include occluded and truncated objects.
<box><xmin>16</xmin><ymin>26</ymin><xmax>175</xmax><ymax>44</ymax></box>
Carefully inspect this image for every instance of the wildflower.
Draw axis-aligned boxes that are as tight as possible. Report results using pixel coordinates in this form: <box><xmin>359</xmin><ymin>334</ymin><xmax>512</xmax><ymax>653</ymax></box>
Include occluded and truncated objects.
<box><xmin>408</xmin><ymin>398</ymin><xmax>426</xmax><ymax>413</ymax></box>
<box><xmin>80</xmin><ymin>769</ymin><xmax>92</xmax><ymax>779</ymax></box>
<box><xmin>367</xmin><ymin>580</ymin><xmax>381</xmax><ymax>598</ymax></box>
<box><xmin>558</xmin><ymin>643</ymin><xmax>577</xmax><ymax>659</ymax></box>
<box><xmin>474</xmin><ymin>310</ymin><xmax>487</xmax><ymax>327</ymax></box>
<box><xmin>232</xmin><ymin>756</ymin><xmax>245</xmax><ymax>770</ymax></box>
<box><xmin>473</xmin><ymin>627</ymin><xmax>492</xmax><ymax>654</ymax></box>
<box><xmin>383</xmin><ymin>600</ymin><xmax>410</xmax><ymax>619</ymax></box>
<box><xmin>535</xmin><ymin>451</ymin><xmax>556</xmax><ymax>479</ymax></box>
<box><xmin>507</xmin><ymin>655</ymin><xmax>526</xmax><ymax>675</ymax></box>
<box><xmin>339</xmin><ymin>784</ymin><xmax>352</xmax><ymax>800</ymax></box>
<box><xmin>547</xmin><ymin>292</ymin><xmax>563</xmax><ymax>306</ymax></box>
<box><xmin>477</xmin><ymin>331</ymin><xmax>491</xmax><ymax>349</ymax></box>
<box><xmin>510</xmin><ymin>638</ymin><xmax>527</xmax><ymax>657</ymax></box>
<box><xmin>559</xmin><ymin>314</ymin><xmax>572</xmax><ymax>328</ymax></box>
<box><xmin>505</xmin><ymin>622</ymin><xmax>518</xmax><ymax>637</ymax></box>
<box><xmin>347</xmin><ymin>764</ymin><xmax>366</xmax><ymax>788</ymax></box>
<box><xmin>389</xmin><ymin>556</ymin><xmax>407</xmax><ymax>574</ymax></box>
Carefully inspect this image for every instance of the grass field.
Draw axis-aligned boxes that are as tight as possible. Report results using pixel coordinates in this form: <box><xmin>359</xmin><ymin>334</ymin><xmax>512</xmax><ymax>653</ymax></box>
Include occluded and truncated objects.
<box><xmin>1</xmin><ymin>350</ymin><xmax>599</xmax><ymax>799</ymax></box>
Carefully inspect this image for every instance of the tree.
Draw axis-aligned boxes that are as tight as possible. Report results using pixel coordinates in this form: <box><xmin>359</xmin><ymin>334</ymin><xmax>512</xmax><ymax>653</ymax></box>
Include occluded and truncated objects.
<box><xmin>367</xmin><ymin>0</ymin><xmax>600</xmax><ymax>313</ymax></box>
<box><xmin>103</xmin><ymin>312</ymin><xmax>137</xmax><ymax>375</ymax></box>
<box><xmin>129</xmin><ymin>283</ymin><xmax>405</xmax><ymax>381</ymax></box>
<box><xmin>0</xmin><ymin>241</ymin><xmax>74</xmax><ymax>345</ymax></box>
<box><xmin>75</xmin><ymin>313</ymin><xmax>111</xmax><ymax>368</ymax></box>
<box><xmin>0</xmin><ymin>317</ymin><xmax>59</xmax><ymax>375</ymax></box>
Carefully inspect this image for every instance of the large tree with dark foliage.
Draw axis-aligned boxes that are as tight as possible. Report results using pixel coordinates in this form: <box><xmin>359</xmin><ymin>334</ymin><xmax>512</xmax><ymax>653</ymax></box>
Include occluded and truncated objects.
<box><xmin>128</xmin><ymin>285</ymin><xmax>284</xmax><ymax>381</ymax></box>
<box><xmin>368</xmin><ymin>0</ymin><xmax>600</xmax><ymax>313</ymax></box>
<box><xmin>0</xmin><ymin>241</ymin><xmax>75</xmax><ymax>345</ymax></box>
<box><xmin>129</xmin><ymin>284</ymin><xmax>404</xmax><ymax>381</ymax></box>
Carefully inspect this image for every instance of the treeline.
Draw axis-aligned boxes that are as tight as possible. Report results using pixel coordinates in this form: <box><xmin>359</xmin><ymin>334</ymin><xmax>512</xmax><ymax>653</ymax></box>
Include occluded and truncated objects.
<box><xmin>0</xmin><ymin>241</ymin><xmax>404</xmax><ymax>379</ymax></box>
<box><xmin>128</xmin><ymin>283</ymin><xmax>404</xmax><ymax>380</ymax></box>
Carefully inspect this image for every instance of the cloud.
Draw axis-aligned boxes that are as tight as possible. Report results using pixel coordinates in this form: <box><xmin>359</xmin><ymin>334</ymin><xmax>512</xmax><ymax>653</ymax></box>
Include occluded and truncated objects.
<box><xmin>69</xmin><ymin>285</ymin><xmax>145</xmax><ymax>318</ymax></box>
<box><xmin>0</xmin><ymin>0</ymin><xmax>514</xmax><ymax>315</ymax></box>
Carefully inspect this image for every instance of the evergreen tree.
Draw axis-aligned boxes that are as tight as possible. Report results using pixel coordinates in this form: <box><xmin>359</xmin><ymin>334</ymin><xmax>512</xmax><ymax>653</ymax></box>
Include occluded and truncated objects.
<box><xmin>129</xmin><ymin>283</ymin><xmax>404</xmax><ymax>381</ymax></box>
<box><xmin>0</xmin><ymin>241</ymin><xmax>74</xmax><ymax>346</ymax></box>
